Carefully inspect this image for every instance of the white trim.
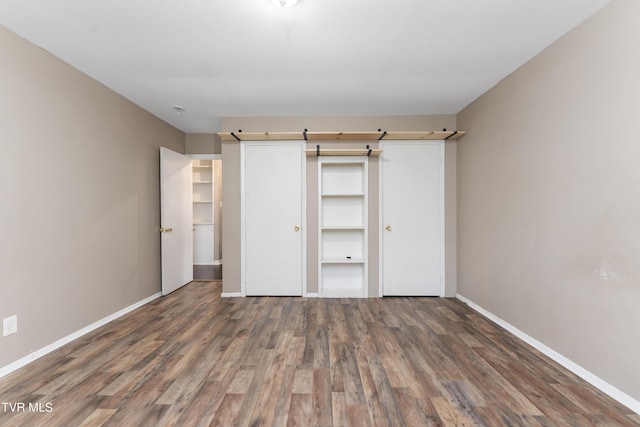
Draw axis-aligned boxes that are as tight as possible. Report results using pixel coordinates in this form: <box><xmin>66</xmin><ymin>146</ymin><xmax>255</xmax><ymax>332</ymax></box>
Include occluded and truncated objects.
<box><xmin>438</xmin><ymin>141</ymin><xmax>445</xmax><ymax>297</ymax></box>
<box><xmin>320</xmin><ymin>288</ymin><xmax>366</xmax><ymax>298</ymax></box>
<box><xmin>187</xmin><ymin>154</ymin><xmax>222</xmax><ymax>160</ymax></box>
<box><xmin>378</xmin><ymin>147</ymin><xmax>383</xmax><ymax>298</ymax></box>
<box><xmin>221</xmin><ymin>292</ymin><xmax>244</xmax><ymax>298</ymax></box>
<box><xmin>240</xmin><ymin>144</ymin><xmax>246</xmax><ymax>296</ymax></box>
<box><xmin>300</xmin><ymin>144</ymin><xmax>308</xmax><ymax>297</ymax></box>
<box><xmin>456</xmin><ymin>293</ymin><xmax>640</xmax><ymax>415</ymax></box>
<box><xmin>317</xmin><ymin>157</ymin><xmax>323</xmax><ymax>297</ymax></box>
<box><xmin>193</xmin><ymin>259</ymin><xmax>223</xmax><ymax>266</ymax></box>
<box><xmin>0</xmin><ymin>292</ymin><xmax>161</xmax><ymax>379</ymax></box>
<box><xmin>304</xmin><ymin>293</ymin><xmax>319</xmax><ymax>298</ymax></box>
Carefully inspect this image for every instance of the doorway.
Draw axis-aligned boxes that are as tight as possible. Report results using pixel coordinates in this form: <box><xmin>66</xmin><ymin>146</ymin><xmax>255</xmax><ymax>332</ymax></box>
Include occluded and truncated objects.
<box><xmin>189</xmin><ymin>154</ymin><xmax>222</xmax><ymax>281</ymax></box>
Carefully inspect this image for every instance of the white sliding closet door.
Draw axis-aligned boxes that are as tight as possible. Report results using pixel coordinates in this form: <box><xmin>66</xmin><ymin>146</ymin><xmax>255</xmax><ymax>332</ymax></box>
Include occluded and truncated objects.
<box><xmin>381</xmin><ymin>142</ymin><xmax>443</xmax><ymax>296</ymax></box>
<box><xmin>243</xmin><ymin>142</ymin><xmax>304</xmax><ymax>296</ymax></box>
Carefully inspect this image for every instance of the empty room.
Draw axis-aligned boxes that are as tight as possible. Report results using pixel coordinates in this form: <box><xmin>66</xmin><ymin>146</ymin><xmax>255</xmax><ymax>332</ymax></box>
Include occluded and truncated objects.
<box><xmin>1</xmin><ymin>0</ymin><xmax>639</xmax><ymax>425</ymax></box>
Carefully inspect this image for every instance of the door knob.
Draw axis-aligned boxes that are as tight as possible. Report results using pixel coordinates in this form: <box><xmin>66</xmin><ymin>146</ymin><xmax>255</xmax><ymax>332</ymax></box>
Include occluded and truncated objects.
<box><xmin>159</xmin><ymin>227</ymin><xmax>173</xmax><ymax>233</ymax></box>
<box><xmin>385</xmin><ymin>225</ymin><xmax>391</xmax><ymax>231</ymax></box>
<box><xmin>294</xmin><ymin>225</ymin><xmax>301</xmax><ymax>231</ymax></box>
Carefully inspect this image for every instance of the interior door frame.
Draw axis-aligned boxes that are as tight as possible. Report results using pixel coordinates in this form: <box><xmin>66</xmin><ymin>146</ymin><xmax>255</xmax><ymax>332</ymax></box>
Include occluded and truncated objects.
<box><xmin>188</xmin><ymin>154</ymin><xmax>223</xmax><ymax>267</ymax></box>
<box><xmin>378</xmin><ymin>140</ymin><xmax>445</xmax><ymax>297</ymax></box>
<box><xmin>240</xmin><ymin>141</ymin><xmax>307</xmax><ymax>297</ymax></box>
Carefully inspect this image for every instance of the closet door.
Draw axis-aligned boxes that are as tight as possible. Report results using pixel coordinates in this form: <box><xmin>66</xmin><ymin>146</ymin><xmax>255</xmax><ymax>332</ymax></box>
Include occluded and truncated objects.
<box><xmin>381</xmin><ymin>142</ymin><xmax>443</xmax><ymax>296</ymax></box>
<box><xmin>243</xmin><ymin>142</ymin><xmax>304</xmax><ymax>296</ymax></box>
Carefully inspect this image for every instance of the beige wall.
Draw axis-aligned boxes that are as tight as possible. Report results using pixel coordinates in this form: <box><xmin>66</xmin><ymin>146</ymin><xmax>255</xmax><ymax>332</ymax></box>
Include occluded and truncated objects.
<box><xmin>457</xmin><ymin>0</ymin><xmax>640</xmax><ymax>402</ymax></box>
<box><xmin>0</xmin><ymin>26</ymin><xmax>184</xmax><ymax>368</ymax></box>
<box><xmin>185</xmin><ymin>133</ymin><xmax>222</xmax><ymax>155</ymax></box>
<box><xmin>221</xmin><ymin>141</ymin><xmax>241</xmax><ymax>293</ymax></box>
<box><xmin>220</xmin><ymin>115</ymin><xmax>458</xmax><ymax>296</ymax></box>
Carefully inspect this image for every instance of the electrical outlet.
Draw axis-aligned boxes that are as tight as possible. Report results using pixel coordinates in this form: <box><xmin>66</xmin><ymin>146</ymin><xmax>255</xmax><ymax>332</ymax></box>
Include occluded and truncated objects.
<box><xmin>3</xmin><ymin>315</ymin><xmax>17</xmax><ymax>337</ymax></box>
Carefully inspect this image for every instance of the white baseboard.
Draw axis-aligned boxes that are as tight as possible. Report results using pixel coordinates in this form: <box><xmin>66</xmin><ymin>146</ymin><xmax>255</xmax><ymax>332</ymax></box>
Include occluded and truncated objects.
<box><xmin>0</xmin><ymin>292</ymin><xmax>161</xmax><ymax>379</ymax></box>
<box><xmin>456</xmin><ymin>293</ymin><xmax>640</xmax><ymax>415</ymax></box>
<box><xmin>222</xmin><ymin>292</ymin><xmax>317</xmax><ymax>298</ymax></box>
<box><xmin>213</xmin><ymin>259</ymin><xmax>222</xmax><ymax>266</ymax></box>
<box><xmin>221</xmin><ymin>292</ymin><xmax>244</xmax><ymax>298</ymax></box>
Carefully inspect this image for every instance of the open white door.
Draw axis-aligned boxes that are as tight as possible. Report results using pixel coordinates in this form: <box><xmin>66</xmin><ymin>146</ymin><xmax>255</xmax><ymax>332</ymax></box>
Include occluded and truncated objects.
<box><xmin>160</xmin><ymin>147</ymin><xmax>193</xmax><ymax>295</ymax></box>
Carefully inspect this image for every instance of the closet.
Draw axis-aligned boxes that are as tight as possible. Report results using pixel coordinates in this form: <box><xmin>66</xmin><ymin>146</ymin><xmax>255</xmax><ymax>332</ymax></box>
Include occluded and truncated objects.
<box><xmin>220</xmin><ymin>130</ymin><xmax>464</xmax><ymax>297</ymax></box>
<box><xmin>192</xmin><ymin>159</ymin><xmax>215</xmax><ymax>265</ymax></box>
<box><xmin>318</xmin><ymin>157</ymin><xmax>368</xmax><ymax>297</ymax></box>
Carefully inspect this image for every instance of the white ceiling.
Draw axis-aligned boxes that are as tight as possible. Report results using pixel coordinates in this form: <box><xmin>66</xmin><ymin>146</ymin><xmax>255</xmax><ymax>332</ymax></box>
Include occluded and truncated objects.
<box><xmin>0</xmin><ymin>0</ymin><xmax>610</xmax><ymax>133</ymax></box>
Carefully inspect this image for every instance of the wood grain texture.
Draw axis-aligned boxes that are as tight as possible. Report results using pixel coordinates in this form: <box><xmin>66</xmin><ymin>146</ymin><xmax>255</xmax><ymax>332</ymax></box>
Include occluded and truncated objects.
<box><xmin>0</xmin><ymin>281</ymin><xmax>637</xmax><ymax>426</ymax></box>
<box><xmin>217</xmin><ymin>130</ymin><xmax>465</xmax><ymax>142</ymax></box>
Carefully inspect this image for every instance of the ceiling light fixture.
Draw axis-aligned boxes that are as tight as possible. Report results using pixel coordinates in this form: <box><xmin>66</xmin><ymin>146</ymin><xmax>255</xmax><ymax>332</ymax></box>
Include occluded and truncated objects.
<box><xmin>270</xmin><ymin>0</ymin><xmax>298</xmax><ymax>7</ymax></box>
<box><xmin>172</xmin><ymin>105</ymin><xmax>185</xmax><ymax>115</ymax></box>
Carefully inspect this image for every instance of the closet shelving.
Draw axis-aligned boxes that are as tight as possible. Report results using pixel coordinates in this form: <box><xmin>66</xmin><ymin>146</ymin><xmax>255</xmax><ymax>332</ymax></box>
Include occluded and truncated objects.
<box><xmin>319</xmin><ymin>157</ymin><xmax>368</xmax><ymax>297</ymax></box>
<box><xmin>192</xmin><ymin>159</ymin><xmax>214</xmax><ymax>265</ymax></box>
<box><xmin>192</xmin><ymin>160</ymin><xmax>213</xmax><ymax>224</ymax></box>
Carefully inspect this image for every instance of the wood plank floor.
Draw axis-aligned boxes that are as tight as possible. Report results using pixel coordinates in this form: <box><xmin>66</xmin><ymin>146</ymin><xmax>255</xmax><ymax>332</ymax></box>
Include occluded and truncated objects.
<box><xmin>193</xmin><ymin>265</ymin><xmax>222</xmax><ymax>281</ymax></box>
<box><xmin>1</xmin><ymin>281</ymin><xmax>638</xmax><ymax>426</ymax></box>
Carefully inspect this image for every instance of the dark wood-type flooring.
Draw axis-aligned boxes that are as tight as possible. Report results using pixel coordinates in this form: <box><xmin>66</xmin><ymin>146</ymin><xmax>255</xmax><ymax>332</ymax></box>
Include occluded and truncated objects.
<box><xmin>1</xmin><ymin>281</ymin><xmax>638</xmax><ymax>426</ymax></box>
<box><xmin>193</xmin><ymin>265</ymin><xmax>222</xmax><ymax>281</ymax></box>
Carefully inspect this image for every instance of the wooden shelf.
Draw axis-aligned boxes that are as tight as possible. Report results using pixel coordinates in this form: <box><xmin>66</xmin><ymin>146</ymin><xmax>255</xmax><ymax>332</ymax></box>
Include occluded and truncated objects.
<box><xmin>384</xmin><ymin>131</ymin><xmax>465</xmax><ymax>140</ymax></box>
<box><xmin>321</xmin><ymin>226</ymin><xmax>365</xmax><ymax>231</ymax></box>
<box><xmin>218</xmin><ymin>131</ymin><xmax>304</xmax><ymax>141</ymax></box>
<box><xmin>322</xmin><ymin>257</ymin><xmax>365</xmax><ymax>264</ymax></box>
<box><xmin>306</xmin><ymin>148</ymin><xmax>382</xmax><ymax>157</ymax></box>
<box><xmin>218</xmin><ymin>130</ymin><xmax>465</xmax><ymax>142</ymax></box>
<box><xmin>320</xmin><ymin>288</ymin><xmax>366</xmax><ymax>298</ymax></box>
<box><xmin>307</xmin><ymin>132</ymin><xmax>382</xmax><ymax>141</ymax></box>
